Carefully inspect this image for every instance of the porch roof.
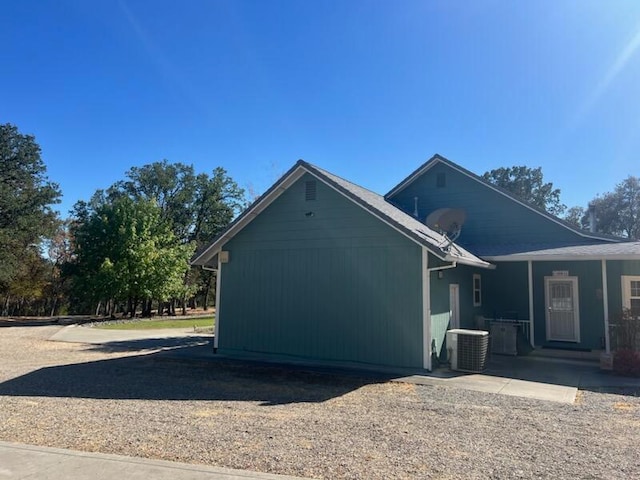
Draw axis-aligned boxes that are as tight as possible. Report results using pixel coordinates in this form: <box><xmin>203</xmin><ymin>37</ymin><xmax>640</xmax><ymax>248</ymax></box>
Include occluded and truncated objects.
<box><xmin>478</xmin><ymin>241</ymin><xmax>640</xmax><ymax>261</ymax></box>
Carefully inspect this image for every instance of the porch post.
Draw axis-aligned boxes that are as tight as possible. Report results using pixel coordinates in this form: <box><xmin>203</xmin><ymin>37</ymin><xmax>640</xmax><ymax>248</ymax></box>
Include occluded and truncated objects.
<box><xmin>601</xmin><ymin>259</ymin><xmax>610</xmax><ymax>354</ymax></box>
<box><xmin>213</xmin><ymin>255</ymin><xmax>222</xmax><ymax>353</ymax></box>
<box><xmin>528</xmin><ymin>260</ymin><xmax>535</xmax><ymax>347</ymax></box>
<box><xmin>422</xmin><ymin>247</ymin><xmax>432</xmax><ymax>371</ymax></box>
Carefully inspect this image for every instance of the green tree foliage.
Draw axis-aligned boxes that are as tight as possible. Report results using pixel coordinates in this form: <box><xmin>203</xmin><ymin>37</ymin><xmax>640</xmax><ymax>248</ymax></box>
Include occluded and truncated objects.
<box><xmin>110</xmin><ymin>160</ymin><xmax>245</xmax><ymax>246</ymax></box>
<box><xmin>0</xmin><ymin>123</ymin><xmax>60</xmax><ymax>298</ymax></box>
<box><xmin>588</xmin><ymin>176</ymin><xmax>640</xmax><ymax>239</ymax></box>
<box><xmin>106</xmin><ymin>161</ymin><xmax>245</xmax><ymax>312</ymax></box>
<box><xmin>482</xmin><ymin>166</ymin><xmax>566</xmax><ymax>216</ymax></box>
<box><xmin>563</xmin><ymin>206</ymin><xmax>587</xmax><ymax>229</ymax></box>
<box><xmin>67</xmin><ymin>160</ymin><xmax>244</xmax><ymax>315</ymax></box>
<box><xmin>69</xmin><ymin>197</ymin><xmax>195</xmax><ymax>316</ymax></box>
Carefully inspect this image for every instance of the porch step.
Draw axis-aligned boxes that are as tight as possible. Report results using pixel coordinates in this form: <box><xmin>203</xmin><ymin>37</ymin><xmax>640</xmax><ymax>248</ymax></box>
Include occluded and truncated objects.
<box><xmin>528</xmin><ymin>347</ymin><xmax>601</xmax><ymax>362</ymax></box>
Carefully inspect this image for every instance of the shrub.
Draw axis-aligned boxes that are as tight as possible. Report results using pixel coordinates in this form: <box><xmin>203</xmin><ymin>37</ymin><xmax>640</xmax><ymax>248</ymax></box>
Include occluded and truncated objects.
<box><xmin>613</xmin><ymin>349</ymin><xmax>640</xmax><ymax>377</ymax></box>
<box><xmin>610</xmin><ymin>309</ymin><xmax>640</xmax><ymax>351</ymax></box>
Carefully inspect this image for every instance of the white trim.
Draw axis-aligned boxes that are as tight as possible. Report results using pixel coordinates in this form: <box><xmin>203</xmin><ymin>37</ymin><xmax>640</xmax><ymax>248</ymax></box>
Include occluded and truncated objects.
<box><xmin>485</xmin><ymin>254</ymin><xmax>639</xmax><ymax>262</ymax></box>
<box><xmin>193</xmin><ymin>162</ymin><xmax>491</xmax><ymax>269</ymax></box>
<box><xmin>544</xmin><ymin>276</ymin><xmax>580</xmax><ymax>342</ymax></box>
<box><xmin>621</xmin><ymin>275</ymin><xmax>640</xmax><ymax>310</ymax></box>
<box><xmin>422</xmin><ymin>247</ymin><xmax>432</xmax><ymax>371</ymax></box>
<box><xmin>528</xmin><ymin>260</ymin><xmax>535</xmax><ymax>347</ymax></box>
<box><xmin>213</xmin><ymin>254</ymin><xmax>222</xmax><ymax>352</ymax></box>
<box><xmin>449</xmin><ymin>284</ymin><xmax>460</xmax><ymax>329</ymax></box>
<box><xmin>602</xmin><ymin>260</ymin><xmax>610</xmax><ymax>354</ymax></box>
<box><xmin>386</xmin><ymin>155</ymin><xmax>618</xmax><ymax>243</ymax></box>
<box><xmin>191</xmin><ymin>168</ymin><xmax>307</xmax><ymax>266</ymax></box>
<box><xmin>310</xmin><ymin>167</ymin><xmax>490</xmax><ymax>269</ymax></box>
<box><xmin>472</xmin><ymin>273</ymin><xmax>482</xmax><ymax>307</ymax></box>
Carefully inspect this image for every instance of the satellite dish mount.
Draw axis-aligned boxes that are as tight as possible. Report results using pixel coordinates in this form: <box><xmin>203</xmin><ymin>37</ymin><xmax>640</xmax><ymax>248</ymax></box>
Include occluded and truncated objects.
<box><xmin>425</xmin><ymin>208</ymin><xmax>467</xmax><ymax>251</ymax></box>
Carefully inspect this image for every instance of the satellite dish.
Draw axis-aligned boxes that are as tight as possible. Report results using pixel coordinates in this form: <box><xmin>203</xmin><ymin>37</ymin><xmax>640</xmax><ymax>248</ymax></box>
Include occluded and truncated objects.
<box><xmin>426</xmin><ymin>208</ymin><xmax>467</xmax><ymax>250</ymax></box>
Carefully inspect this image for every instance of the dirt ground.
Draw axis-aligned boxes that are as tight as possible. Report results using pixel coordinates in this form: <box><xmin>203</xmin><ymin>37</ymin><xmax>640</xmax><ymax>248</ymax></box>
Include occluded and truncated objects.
<box><xmin>1</xmin><ymin>325</ymin><xmax>639</xmax><ymax>479</ymax></box>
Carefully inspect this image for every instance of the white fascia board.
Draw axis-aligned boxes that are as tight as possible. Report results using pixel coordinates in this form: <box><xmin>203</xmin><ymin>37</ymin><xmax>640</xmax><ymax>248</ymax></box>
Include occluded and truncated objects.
<box><xmin>388</xmin><ymin>156</ymin><xmax>619</xmax><ymax>243</ymax></box>
<box><xmin>191</xmin><ymin>167</ymin><xmax>307</xmax><ymax>266</ymax></box>
<box><xmin>385</xmin><ymin>156</ymin><xmax>440</xmax><ymax>199</ymax></box>
<box><xmin>195</xmin><ymin>161</ymin><xmax>490</xmax><ymax>269</ymax></box>
<box><xmin>445</xmin><ymin>254</ymin><xmax>494</xmax><ymax>269</ymax></box>
<box><xmin>485</xmin><ymin>254</ymin><xmax>640</xmax><ymax>262</ymax></box>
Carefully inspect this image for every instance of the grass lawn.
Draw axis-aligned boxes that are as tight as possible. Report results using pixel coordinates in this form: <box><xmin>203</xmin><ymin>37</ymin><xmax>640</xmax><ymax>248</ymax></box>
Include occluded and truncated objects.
<box><xmin>96</xmin><ymin>316</ymin><xmax>215</xmax><ymax>330</ymax></box>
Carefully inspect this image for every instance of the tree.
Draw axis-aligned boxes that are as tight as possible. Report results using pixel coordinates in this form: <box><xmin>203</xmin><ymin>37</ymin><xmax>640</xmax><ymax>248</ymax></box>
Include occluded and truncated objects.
<box><xmin>563</xmin><ymin>206</ymin><xmax>587</xmax><ymax>230</ymax></box>
<box><xmin>588</xmin><ymin>176</ymin><xmax>640</xmax><ymax>239</ymax></box>
<box><xmin>110</xmin><ymin>161</ymin><xmax>245</xmax><ymax>246</ymax></box>
<box><xmin>0</xmin><ymin>123</ymin><xmax>61</xmax><ymax>296</ymax></box>
<box><xmin>108</xmin><ymin>161</ymin><xmax>245</xmax><ymax>311</ymax></box>
<box><xmin>482</xmin><ymin>166</ymin><xmax>566</xmax><ymax>216</ymax></box>
<box><xmin>69</xmin><ymin>197</ymin><xmax>195</xmax><ymax>316</ymax></box>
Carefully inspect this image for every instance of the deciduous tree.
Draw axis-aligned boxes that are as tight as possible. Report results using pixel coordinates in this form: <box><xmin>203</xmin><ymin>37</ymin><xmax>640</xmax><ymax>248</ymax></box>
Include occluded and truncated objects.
<box><xmin>0</xmin><ymin>123</ymin><xmax>60</xmax><ymax>298</ymax></box>
<box><xmin>588</xmin><ymin>176</ymin><xmax>640</xmax><ymax>239</ymax></box>
<box><xmin>482</xmin><ymin>166</ymin><xmax>565</xmax><ymax>216</ymax></box>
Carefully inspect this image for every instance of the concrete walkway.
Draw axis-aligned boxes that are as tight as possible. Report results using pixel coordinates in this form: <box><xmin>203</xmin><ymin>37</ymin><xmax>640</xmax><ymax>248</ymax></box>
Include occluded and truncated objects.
<box><xmin>0</xmin><ymin>441</ymin><xmax>307</xmax><ymax>479</ymax></box>
<box><xmin>49</xmin><ymin>324</ymin><xmax>640</xmax><ymax>405</ymax></box>
<box><xmin>48</xmin><ymin>324</ymin><xmax>211</xmax><ymax>345</ymax></box>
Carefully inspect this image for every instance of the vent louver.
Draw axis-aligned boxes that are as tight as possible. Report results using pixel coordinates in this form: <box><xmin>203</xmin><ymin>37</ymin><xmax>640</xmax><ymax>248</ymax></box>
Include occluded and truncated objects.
<box><xmin>305</xmin><ymin>180</ymin><xmax>317</xmax><ymax>201</ymax></box>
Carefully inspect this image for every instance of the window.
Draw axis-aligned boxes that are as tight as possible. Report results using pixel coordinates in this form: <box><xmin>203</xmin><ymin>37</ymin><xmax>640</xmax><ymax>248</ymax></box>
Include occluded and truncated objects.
<box><xmin>473</xmin><ymin>274</ymin><xmax>482</xmax><ymax>307</ymax></box>
<box><xmin>305</xmin><ymin>180</ymin><xmax>317</xmax><ymax>201</ymax></box>
<box><xmin>436</xmin><ymin>172</ymin><xmax>446</xmax><ymax>188</ymax></box>
<box><xmin>622</xmin><ymin>276</ymin><xmax>640</xmax><ymax>317</ymax></box>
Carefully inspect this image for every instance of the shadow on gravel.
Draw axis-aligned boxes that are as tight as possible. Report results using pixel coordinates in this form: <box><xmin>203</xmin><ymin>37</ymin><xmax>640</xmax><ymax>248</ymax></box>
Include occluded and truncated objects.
<box><xmin>0</xmin><ymin>348</ymin><xmax>391</xmax><ymax>405</ymax></box>
<box><xmin>0</xmin><ymin>317</ymin><xmax>97</xmax><ymax>327</ymax></box>
<box><xmin>85</xmin><ymin>336</ymin><xmax>214</xmax><ymax>353</ymax></box>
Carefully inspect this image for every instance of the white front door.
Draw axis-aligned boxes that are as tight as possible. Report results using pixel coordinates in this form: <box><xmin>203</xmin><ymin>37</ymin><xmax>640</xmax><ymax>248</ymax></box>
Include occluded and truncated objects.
<box><xmin>545</xmin><ymin>277</ymin><xmax>580</xmax><ymax>342</ymax></box>
<box><xmin>449</xmin><ymin>284</ymin><xmax>460</xmax><ymax>329</ymax></box>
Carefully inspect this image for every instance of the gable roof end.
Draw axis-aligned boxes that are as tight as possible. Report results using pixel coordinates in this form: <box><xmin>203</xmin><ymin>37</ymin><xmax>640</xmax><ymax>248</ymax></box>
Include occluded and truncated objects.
<box><xmin>192</xmin><ymin>159</ymin><xmax>492</xmax><ymax>269</ymax></box>
<box><xmin>385</xmin><ymin>154</ymin><xmax>624</xmax><ymax>243</ymax></box>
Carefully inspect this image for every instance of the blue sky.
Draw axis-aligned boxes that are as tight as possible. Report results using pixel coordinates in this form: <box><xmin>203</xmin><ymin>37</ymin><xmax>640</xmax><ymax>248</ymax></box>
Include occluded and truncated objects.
<box><xmin>2</xmin><ymin>0</ymin><xmax>640</xmax><ymax>217</ymax></box>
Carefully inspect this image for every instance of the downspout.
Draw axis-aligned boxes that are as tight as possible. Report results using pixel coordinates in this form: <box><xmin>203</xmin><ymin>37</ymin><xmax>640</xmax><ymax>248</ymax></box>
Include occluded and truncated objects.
<box><xmin>528</xmin><ymin>260</ymin><xmax>535</xmax><ymax>348</ymax></box>
<box><xmin>427</xmin><ymin>261</ymin><xmax>457</xmax><ymax>274</ymax></box>
<box><xmin>601</xmin><ymin>259</ymin><xmax>610</xmax><ymax>354</ymax></box>
<box><xmin>423</xmin><ymin>259</ymin><xmax>457</xmax><ymax>371</ymax></box>
<box><xmin>200</xmin><ymin>257</ymin><xmax>222</xmax><ymax>353</ymax></box>
<box><xmin>199</xmin><ymin>260</ymin><xmax>221</xmax><ymax>353</ymax></box>
<box><xmin>213</xmin><ymin>255</ymin><xmax>223</xmax><ymax>353</ymax></box>
<box><xmin>422</xmin><ymin>248</ymin><xmax>431</xmax><ymax>371</ymax></box>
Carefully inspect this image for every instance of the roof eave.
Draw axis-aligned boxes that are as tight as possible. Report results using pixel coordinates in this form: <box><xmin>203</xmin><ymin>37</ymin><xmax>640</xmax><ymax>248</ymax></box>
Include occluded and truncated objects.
<box><xmin>484</xmin><ymin>254</ymin><xmax>640</xmax><ymax>262</ymax></box>
<box><xmin>385</xmin><ymin>154</ymin><xmax>624</xmax><ymax>244</ymax></box>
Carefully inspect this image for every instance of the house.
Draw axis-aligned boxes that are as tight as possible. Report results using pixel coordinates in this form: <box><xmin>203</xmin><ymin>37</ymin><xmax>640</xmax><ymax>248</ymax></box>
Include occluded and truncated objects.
<box><xmin>192</xmin><ymin>154</ymin><xmax>640</xmax><ymax>370</ymax></box>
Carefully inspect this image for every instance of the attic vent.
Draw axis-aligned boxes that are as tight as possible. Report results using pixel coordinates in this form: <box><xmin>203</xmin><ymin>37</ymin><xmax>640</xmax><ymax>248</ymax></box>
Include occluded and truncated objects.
<box><xmin>305</xmin><ymin>180</ymin><xmax>317</xmax><ymax>201</ymax></box>
<box><xmin>436</xmin><ymin>172</ymin><xmax>446</xmax><ymax>188</ymax></box>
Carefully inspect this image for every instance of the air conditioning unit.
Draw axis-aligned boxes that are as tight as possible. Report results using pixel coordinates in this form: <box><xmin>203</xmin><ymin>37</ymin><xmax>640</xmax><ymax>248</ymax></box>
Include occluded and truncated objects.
<box><xmin>490</xmin><ymin>322</ymin><xmax>518</xmax><ymax>356</ymax></box>
<box><xmin>447</xmin><ymin>329</ymin><xmax>489</xmax><ymax>373</ymax></box>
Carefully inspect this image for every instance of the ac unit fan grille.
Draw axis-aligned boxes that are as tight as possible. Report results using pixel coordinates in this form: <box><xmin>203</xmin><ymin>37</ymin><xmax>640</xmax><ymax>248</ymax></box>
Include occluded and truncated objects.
<box><xmin>457</xmin><ymin>333</ymin><xmax>489</xmax><ymax>372</ymax></box>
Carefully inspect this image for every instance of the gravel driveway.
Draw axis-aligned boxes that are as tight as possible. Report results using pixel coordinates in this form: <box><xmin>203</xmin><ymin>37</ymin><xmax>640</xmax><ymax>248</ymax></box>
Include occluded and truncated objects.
<box><xmin>0</xmin><ymin>326</ymin><xmax>639</xmax><ymax>479</ymax></box>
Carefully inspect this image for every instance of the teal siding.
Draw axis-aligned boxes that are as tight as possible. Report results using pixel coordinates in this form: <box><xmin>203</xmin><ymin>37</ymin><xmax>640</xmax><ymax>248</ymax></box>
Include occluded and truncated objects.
<box><xmin>218</xmin><ymin>173</ymin><xmax>424</xmax><ymax>369</ymax></box>
<box><xmin>388</xmin><ymin>163</ymin><xmax>595</xmax><ymax>248</ymax></box>
<box><xmin>429</xmin><ymin>256</ymin><xmax>486</xmax><ymax>359</ymax></box>
<box><xmin>483</xmin><ymin>262</ymin><xmax>530</xmax><ymax>320</ymax></box>
<box><xmin>606</xmin><ymin>260</ymin><xmax>640</xmax><ymax>319</ymax></box>
<box><xmin>480</xmin><ymin>260</ymin><xmax>640</xmax><ymax>351</ymax></box>
<box><xmin>532</xmin><ymin>261</ymin><xmax>605</xmax><ymax>350</ymax></box>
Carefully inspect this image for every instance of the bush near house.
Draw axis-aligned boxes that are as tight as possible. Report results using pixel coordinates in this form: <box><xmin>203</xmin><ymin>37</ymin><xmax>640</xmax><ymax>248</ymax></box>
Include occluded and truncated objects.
<box><xmin>611</xmin><ymin>309</ymin><xmax>640</xmax><ymax>377</ymax></box>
